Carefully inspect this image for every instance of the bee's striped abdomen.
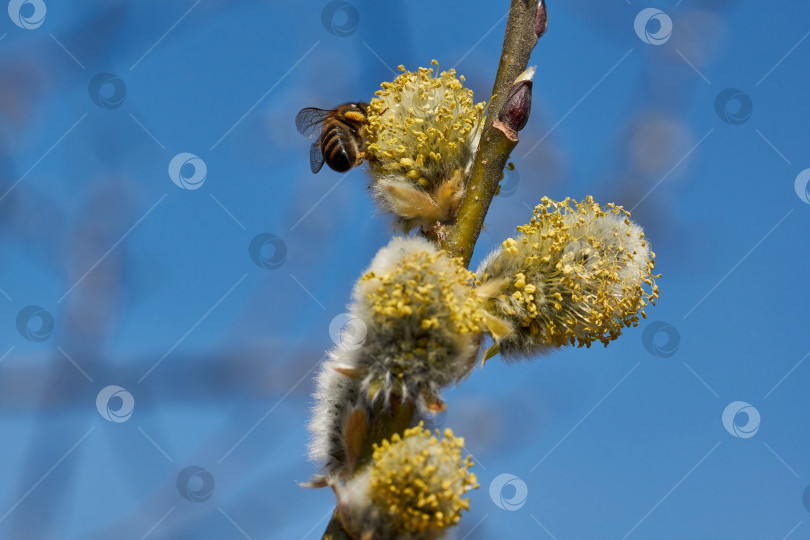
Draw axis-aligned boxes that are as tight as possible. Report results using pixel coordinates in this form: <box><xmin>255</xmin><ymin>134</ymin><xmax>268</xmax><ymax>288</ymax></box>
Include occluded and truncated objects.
<box><xmin>322</xmin><ymin>122</ymin><xmax>356</xmax><ymax>173</ymax></box>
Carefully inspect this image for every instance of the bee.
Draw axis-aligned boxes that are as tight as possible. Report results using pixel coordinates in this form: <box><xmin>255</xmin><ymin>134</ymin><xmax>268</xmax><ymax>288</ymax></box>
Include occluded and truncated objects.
<box><xmin>295</xmin><ymin>102</ymin><xmax>369</xmax><ymax>174</ymax></box>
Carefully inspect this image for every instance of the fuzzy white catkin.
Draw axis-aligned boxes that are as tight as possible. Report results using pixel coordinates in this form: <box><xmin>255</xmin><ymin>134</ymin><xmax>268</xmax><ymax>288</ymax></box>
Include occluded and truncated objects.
<box><xmin>346</xmin><ymin>236</ymin><xmax>484</xmax><ymax>406</ymax></box>
<box><xmin>307</xmin><ymin>344</ymin><xmax>366</xmax><ymax>481</ymax></box>
<box><xmin>477</xmin><ymin>197</ymin><xmax>659</xmax><ymax>359</ymax></box>
<box><xmin>308</xmin><ymin>237</ymin><xmax>484</xmax><ymax>481</ymax></box>
<box><xmin>308</xmin><ymin>236</ymin><xmax>494</xmax><ymax>482</ymax></box>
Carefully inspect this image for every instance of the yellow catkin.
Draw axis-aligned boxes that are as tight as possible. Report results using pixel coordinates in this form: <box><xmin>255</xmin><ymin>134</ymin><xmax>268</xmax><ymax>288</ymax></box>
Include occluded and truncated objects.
<box><xmin>360</xmin><ymin>247</ymin><xmax>484</xmax><ymax>342</ymax></box>
<box><xmin>368</xmin><ymin>423</ymin><xmax>478</xmax><ymax>534</ymax></box>
<box><xmin>365</xmin><ymin>62</ymin><xmax>485</xmax><ymax>189</ymax></box>
<box><xmin>480</xmin><ymin>197</ymin><xmax>660</xmax><ymax>351</ymax></box>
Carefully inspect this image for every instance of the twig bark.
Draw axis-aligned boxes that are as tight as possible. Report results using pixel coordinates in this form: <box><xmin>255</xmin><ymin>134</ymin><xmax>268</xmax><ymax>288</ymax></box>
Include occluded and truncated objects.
<box><xmin>320</xmin><ymin>2</ymin><xmax>546</xmax><ymax>537</ymax></box>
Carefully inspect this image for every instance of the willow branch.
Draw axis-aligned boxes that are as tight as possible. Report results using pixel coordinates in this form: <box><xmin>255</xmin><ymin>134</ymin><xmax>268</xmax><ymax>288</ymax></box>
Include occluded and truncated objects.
<box><xmin>320</xmin><ymin>2</ymin><xmax>546</xmax><ymax>537</ymax></box>
<box><xmin>439</xmin><ymin>0</ymin><xmax>546</xmax><ymax>267</ymax></box>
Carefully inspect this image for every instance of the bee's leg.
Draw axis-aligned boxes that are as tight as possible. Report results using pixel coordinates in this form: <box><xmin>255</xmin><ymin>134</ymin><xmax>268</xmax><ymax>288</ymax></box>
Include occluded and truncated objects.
<box><xmin>343</xmin><ymin>110</ymin><xmax>367</xmax><ymax>124</ymax></box>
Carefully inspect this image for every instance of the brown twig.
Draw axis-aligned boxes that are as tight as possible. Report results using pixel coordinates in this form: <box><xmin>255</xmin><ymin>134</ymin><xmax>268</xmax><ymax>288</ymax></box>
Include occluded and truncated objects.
<box><xmin>320</xmin><ymin>2</ymin><xmax>546</xmax><ymax>537</ymax></box>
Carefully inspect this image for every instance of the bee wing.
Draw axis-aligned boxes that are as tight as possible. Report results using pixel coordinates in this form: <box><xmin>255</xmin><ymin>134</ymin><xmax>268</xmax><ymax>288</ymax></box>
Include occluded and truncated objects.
<box><xmin>310</xmin><ymin>140</ymin><xmax>325</xmax><ymax>173</ymax></box>
<box><xmin>296</xmin><ymin>107</ymin><xmax>333</xmax><ymax>139</ymax></box>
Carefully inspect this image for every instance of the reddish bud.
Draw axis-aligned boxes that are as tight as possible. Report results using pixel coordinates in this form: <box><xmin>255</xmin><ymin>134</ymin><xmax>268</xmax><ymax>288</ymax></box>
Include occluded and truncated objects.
<box><xmin>535</xmin><ymin>0</ymin><xmax>548</xmax><ymax>39</ymax></box>
<box><xmin>498</xmin><ymin>67</ymin><xmax>536</xmax><ymax>132</ymax></box>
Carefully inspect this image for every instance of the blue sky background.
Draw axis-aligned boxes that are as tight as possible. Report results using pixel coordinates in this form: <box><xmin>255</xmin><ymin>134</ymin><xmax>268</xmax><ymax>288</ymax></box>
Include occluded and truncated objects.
<box><xmin>0</xmin><ymin>0</ymin><xmax>809</xmax><ymax>538</ymax></box>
